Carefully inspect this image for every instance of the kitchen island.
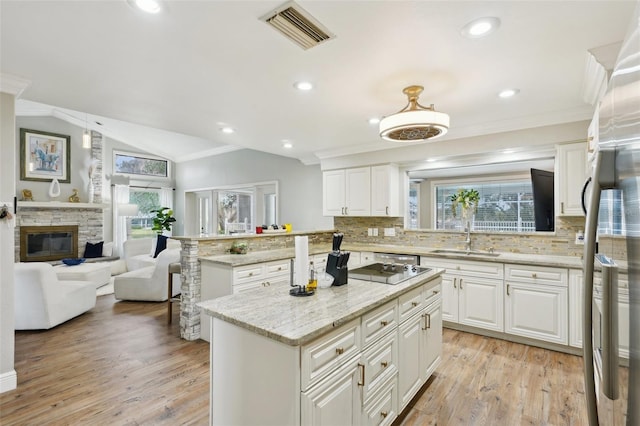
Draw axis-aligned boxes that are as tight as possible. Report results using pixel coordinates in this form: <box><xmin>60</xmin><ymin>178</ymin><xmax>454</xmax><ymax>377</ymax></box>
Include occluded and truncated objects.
<box><xmin>199</xmin><ymin>268</ymin><xmax>444</xmax><ymax>426</ymax></box>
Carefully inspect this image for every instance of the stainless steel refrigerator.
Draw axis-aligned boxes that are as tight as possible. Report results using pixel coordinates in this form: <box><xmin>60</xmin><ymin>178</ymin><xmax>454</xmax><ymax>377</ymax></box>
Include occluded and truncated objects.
<box><xmin>582</xmin><ymin>3</ymin><xmax>640</xmax><ymax>425</ymax></box>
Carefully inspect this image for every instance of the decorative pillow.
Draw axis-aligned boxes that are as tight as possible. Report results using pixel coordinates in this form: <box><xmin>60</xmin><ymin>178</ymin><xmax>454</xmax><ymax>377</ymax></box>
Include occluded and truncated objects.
<box><xmin>102</xmin><ymin>242</ymin><xmax>114</xmax><ymax>257</ymax></box>
<box><xmin>83</xmin><ymin>241</ymin><xmax>104</xmax><ymax>258</ymax></box>
<box><xmin>153</xmin><ymin>235</ymin><xmax>168</xmax><ymax>258</ymax></box>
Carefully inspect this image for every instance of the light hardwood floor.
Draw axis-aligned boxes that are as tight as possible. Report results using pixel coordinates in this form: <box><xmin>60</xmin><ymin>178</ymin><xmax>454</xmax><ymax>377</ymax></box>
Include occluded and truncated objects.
<box><xmin>1</xmin><ymin>294</ymin><xmax>588</xmax><ymax>425</ymax></box>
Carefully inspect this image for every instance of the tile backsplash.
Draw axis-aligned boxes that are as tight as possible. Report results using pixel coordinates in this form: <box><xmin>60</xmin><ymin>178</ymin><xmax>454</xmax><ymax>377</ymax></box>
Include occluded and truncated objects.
<box><xmin>334</xmin><ymin>216</ymin><xmax>605</xmax><ymax>258</ymax></box>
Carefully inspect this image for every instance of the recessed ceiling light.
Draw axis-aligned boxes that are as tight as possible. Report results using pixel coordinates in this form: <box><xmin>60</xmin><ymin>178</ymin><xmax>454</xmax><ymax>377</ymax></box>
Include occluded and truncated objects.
<box><xmin>282</xmin><ymin>140</ymin><xmax>293</xmax><ymax>149</ymax></box>
<box><xmin>294</xmin><ymin>81</ymin><xmax>314</xmax><ymax>91</ymax></box>
<box><xmin>220</xmin><ymin>127</ymin><xmax>235</xmax><ymax>134</ymax></box>
<box><xmin>368</xmin><ymin>117</ymin><xmax>380</xmax><ymax>125</ymax></box>
<box><xmin>128</xmin><ymin>0</ymin><xmax>162</xmax><ymax>14</ymax></box>
<box><xmin>426</xmin><ymin>158</ymin><xmax>437</xmax><ymax>163</ymax></box>
<box><xmin>461</xmin><ymin>17</ymin><xmax>500</xmax><ymax>38</ymax></box>
<box><xmin>498</xmin><ymin>88</ymin><xmax>520</xmax><ymax>98</ymax></box>
<box><xmin>502</xmin><ymin>149</ymin><xmax>515</xmax><ymax>154</ymax></box>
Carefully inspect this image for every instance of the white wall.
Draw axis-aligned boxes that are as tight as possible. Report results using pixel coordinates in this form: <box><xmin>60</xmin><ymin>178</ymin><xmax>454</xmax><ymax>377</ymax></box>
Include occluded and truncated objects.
<box><xmin>0</xmin><ymin>91</ymin><xmax>17</xmax><ymax>392</ymax></box>
<box><xmin>175</xmin><ymin>149</ymin><xmax>333</xmax><ymax>235</ymax></box>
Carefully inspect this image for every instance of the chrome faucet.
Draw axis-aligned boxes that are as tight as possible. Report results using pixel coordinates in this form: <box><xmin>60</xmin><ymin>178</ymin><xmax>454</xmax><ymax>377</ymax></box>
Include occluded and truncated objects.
<box><xmin>464</xmin><ymin>224</ymin><xmax>472</xmax><ymax>253</ymax></box>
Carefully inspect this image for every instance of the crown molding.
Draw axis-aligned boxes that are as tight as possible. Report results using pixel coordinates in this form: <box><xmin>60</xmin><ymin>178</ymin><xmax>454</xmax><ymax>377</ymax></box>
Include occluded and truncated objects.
<box><xmin>0</xmin><ymin>74</ymin><xmax>31</xmax><ymax>97</ymax></box>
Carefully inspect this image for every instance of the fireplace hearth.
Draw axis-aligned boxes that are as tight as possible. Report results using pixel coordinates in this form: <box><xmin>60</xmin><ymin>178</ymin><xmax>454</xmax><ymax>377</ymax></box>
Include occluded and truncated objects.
<box><xmin>20</xmin><ymin>225</ymin><xmax>78</xmax><ymax>262</ymax></box>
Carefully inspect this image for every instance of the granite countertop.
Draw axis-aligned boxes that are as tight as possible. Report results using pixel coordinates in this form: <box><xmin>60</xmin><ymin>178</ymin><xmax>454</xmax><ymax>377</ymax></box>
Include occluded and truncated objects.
<box><xmin>199</xmin><ymin>242</ymin><xmax>585</xmax><ymax>269</ymax></box>
<box><xmin>199</xmin><ymin>268</ymin><xmax>444</xmax><ymax>346</ymax></box>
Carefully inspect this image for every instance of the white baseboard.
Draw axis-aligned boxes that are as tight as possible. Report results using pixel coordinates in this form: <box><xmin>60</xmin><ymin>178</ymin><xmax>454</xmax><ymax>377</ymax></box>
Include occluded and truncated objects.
<box><xmin>0</xmin><ymin>369</ymin><xmax>17</xmax><ymax>393</ymax></box>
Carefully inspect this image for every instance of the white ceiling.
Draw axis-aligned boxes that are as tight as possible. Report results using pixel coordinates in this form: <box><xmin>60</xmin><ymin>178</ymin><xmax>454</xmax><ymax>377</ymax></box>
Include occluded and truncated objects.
<box><xmin>1</xmin><ymin>1</ymin><xmax>635</xmax><ymax>165</ymax></box>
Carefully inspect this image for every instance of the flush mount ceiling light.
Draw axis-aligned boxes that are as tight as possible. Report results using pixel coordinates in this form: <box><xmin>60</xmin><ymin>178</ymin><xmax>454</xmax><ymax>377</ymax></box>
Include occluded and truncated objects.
<box><xmin>220</xmin><ymin>127</ymin><xmax>235</xmax><ymax>134</ymax></box>
<box><xmin>294</xmin><ymin>81</ymin><xmax>313</xmax><ymax>91</ymax></box>
<box><xmin>282</xmin><ymin>140</ymin><xmax>293</xmax><ymax>149</ymax></box>
<box><xmin>379</xmin><ymin>85</ymin><xmax>449</xmax><ymax>142</ymax></box>
<box><xmin>128</xmin><ymin>0</ymin><xmax>162</xmax><ymax>14</ymax></box>
<box><xmin>498</xmin><ymin>88</ymin><xmax>520</xmax><ymax>98</ymax></box>
<box><xmin>368</xmin><ymin>117</ymin><xmax>380</xmax><ymax>125</ymax></box>
<box><xmin>461</xmin><ymin>17</ymin><xmax>501</xmax><ymax>38</ymax></box>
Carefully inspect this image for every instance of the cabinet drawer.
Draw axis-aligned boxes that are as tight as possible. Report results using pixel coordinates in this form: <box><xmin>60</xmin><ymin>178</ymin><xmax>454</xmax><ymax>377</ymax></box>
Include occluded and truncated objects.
<box><xmin>363</xmin><ymin>373</ymin><xmax>397</xmax><ymax>426</ymax></box>
<box><xmin>311</xmin><ymin>253</ymin><xmax>328</xmax><ymax>269</ymax></box>
<box><xmin>506</xmin><ymin>264</ymin><xmax>567</xmax><ymax>286</ymax></box>
<box><xmin>233</xmin><ymin>264</ymin><xmax>265</xmax><ymax>284</ymax></box>
<box><xmin>421</xmin><ymin>257</ymin><xmax>504</xmax><ymax>279</ymax></box>
<box><xmin>398</xmin><ymin>286</ymin><xmax>423</xmax><ymax>323</ymax></box>
<box><xmin>233</xmin><ymin>280</ymin><xmax>270</xmax><ymax>294</ymax></box>
<box><xmin>265</xmin><ymin>260</ymin><xmax>290</xmax><ymax>278</ymax></box>
<box><xmin>362</xmin><ymin>300</ymin><xmax>398</xmax><ymax>348</ymax></box>
<box><xmin>424</xmin><ymin>283</ymin><xmax>442</xmax><ymax>307</ymax></box>
<box><xmin>362</xmin><ymin>331</ymin><xmax>398</xmax><ymax>404</ymax></box>
<box><xmin>301</xmin><ymin>318</ymin><xmax>361</xmax><ymax>391</ymax></box>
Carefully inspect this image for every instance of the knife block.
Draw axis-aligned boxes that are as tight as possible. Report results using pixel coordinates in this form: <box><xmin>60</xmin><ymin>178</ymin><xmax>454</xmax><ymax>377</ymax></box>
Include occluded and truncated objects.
<box><xmin>326</xmin><ymin>252</ymin><xmax>348</xmax><ymax>286</ymax></box>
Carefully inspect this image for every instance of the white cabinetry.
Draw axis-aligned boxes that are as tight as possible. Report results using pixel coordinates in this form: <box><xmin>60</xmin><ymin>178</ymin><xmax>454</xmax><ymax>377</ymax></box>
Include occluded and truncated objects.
<box><xmin>397</xmin><ymin>282</ymin><xmax>442</xmax><ymax>411</ymax></box>
<box><xmin>569</xmin><ymin>269</ymin><xmax>584</xmax><ymax>348</ymax></box>
<box><xmin>349</xmin><ymin>251</ymin><xmax>375</xmax><ymax>267</ymax></box>
<box><xmin>421</xmin><ymin>257</ymin><xmax>503</xmax><ymax>332</ymax></box>
<box><xmin>200</xmin><ymin>258</ymin><xmax>290</xmax><ymax>342</ymax></box>
<box><xmin>322</xmin><ymin>165</ymin><xmax>400</xmax><ymax>217</ymax></box>
<box><xmin>301</xmin><ymin>278</ymin><xmax>441</xmax><ymax>425</ymax></box>
<box><xmin>555</xmin><ymin>142</ymin><xmax>588</xmax><ymax>216</ymax></box>
<box><xmin>371</xmin><ymin>165</ymin><xmax>400</xmax><ymax>217</ymax></box>
<box><xmin>505</xmin><ymin>264</ymin><xmax>568</xmax><ymax>345</ymax></box>
<box><xmin>322</xmin><ymin>167</ymin><xmax>370</xmax><ymax>216</ymax></box>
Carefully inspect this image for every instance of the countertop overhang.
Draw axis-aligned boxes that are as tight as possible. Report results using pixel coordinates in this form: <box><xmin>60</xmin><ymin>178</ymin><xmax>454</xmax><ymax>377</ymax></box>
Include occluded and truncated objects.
<box><xmin>199</xmin><ymin>268</ymin><xmax>444</xmax><ymax>346</ymax></box>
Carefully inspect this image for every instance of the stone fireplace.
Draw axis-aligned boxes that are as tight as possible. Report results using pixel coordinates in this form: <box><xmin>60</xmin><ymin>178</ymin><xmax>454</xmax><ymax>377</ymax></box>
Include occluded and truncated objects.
<box><xmin>20</xmin><ymin>225</ymin><xmax>79</xmax><ymax>262</ymax></box>
<box><xmin>14</xmin><ymin>203</ymin><xmax>107</xmax><ymax>262</ymax></box>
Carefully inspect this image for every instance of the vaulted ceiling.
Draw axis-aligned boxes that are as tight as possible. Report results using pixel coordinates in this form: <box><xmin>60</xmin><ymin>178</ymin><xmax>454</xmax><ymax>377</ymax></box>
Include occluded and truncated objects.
<box><xmin>1</xmin><ymin>1</ymin><xmax>635</xmax><ymax>164</ymax></box>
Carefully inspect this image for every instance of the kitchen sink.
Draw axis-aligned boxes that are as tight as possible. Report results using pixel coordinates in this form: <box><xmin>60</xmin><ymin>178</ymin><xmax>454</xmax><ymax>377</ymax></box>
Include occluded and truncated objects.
<box><xmin>430</xmin><ymin>249</ymin><xmax>500</xmax><ymax>257</ymax></box>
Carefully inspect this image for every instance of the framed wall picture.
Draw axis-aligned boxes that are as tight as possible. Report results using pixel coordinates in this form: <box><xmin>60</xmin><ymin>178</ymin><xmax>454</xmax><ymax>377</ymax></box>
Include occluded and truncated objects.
<box><xmin>113</xmin><ymin>150</ymin><xmax>170</xmax><ymax>179</ymax></box>
<box><xmin>20</xmin><ymin>128</ymin><xmax>71</xmax><ymax>183</ymax></box>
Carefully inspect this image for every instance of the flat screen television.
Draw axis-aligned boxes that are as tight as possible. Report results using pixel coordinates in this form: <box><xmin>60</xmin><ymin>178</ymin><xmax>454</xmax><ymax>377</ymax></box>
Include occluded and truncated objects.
<box><xmin>530</xmin><ymin>168</ymin><xmax>555</xmax><ymax>231</ymax></box>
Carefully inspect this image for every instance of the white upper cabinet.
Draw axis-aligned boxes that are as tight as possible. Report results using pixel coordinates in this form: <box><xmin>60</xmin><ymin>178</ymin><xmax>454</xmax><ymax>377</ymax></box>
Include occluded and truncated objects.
<box><xmin>555</xmin><ymin>142</ymin><xmax>588</xmax><ymax>216</ymax></box>
<box><xmin>323</xmin><ymin>169</ymin><xmax>347</xmax><ymax>216</ymax></box>
<box><xmin>346</xmin><ymin>167</ymin><xmax>371</xmax><ymax>216</ymax></box>
<box><xmin>371</xmin><ymin>165</ymin><xmax>399</xmax><ymax>217</ymax></box>
<box><xmin>323</xmin><ymin>165</ymin><xmax>400</xmax><ymax>217</ymax></box>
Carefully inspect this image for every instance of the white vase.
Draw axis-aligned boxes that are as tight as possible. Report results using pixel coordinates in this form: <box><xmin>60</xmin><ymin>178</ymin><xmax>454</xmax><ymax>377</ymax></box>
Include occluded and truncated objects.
<box><xmin>48</xmin><ymin>178</ymin><xmax>61</xmax><ymax>199</ymax></box>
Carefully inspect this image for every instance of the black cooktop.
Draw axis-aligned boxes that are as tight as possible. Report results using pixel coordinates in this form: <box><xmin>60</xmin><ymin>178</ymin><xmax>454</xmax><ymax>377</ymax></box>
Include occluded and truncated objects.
<box><xmin>349</xmin><ymin>262</ymin><xmax>432</xmax><ymax>285</ymax></box>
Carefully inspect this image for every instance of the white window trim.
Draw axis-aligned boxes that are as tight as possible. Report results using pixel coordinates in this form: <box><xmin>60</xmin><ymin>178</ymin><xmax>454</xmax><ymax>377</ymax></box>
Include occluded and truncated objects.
<box><xmin>429</xmin><ymin>173</ymin><xmax>532</xmax><ymax>229</ymax></box>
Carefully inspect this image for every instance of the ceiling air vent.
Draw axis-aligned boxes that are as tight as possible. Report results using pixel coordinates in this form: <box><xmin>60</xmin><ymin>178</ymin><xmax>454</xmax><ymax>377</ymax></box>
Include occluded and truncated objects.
<box><xmin>261</xmin><ymin>1</ymin><xmax>335</xmax><ymax>50</ymax></box>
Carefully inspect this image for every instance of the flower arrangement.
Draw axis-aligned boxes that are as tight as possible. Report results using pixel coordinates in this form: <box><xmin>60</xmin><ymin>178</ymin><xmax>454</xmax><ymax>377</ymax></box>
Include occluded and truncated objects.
<box><xmin>450</xmin><ymin>188</ymin><xmax>480</xmax><ymax>218</ymax></box>
<box><xmin>151</xmin><ymin>207</ymin><xmax>176</xmax><ymax>235</ymax></box>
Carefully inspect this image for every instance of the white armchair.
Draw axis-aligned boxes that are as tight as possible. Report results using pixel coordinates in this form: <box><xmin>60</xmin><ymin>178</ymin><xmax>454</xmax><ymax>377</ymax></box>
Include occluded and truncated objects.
<box><xmin>14</xmin><ymin>263</ymin><xmax>97</xmax><ymax>330</ymax></box>
<box><xmin>114</xmin><ymin>248</ymin><xmax>181</xmax><ymax>302</ymax></box>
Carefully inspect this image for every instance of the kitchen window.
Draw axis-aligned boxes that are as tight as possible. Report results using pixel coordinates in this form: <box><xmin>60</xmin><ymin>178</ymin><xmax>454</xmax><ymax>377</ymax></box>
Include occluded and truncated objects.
<box><xmin>431</xmin><ymin>177</ymin><xmax>535</xmax><ymax>232</ymax></box>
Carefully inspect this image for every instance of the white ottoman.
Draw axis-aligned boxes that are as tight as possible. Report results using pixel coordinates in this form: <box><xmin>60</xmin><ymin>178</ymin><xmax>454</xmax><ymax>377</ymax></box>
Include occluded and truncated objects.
<box><xmin>54</xmin><ymin>263</ymin><xmax>112</xmax><ymax>289</ymax></box>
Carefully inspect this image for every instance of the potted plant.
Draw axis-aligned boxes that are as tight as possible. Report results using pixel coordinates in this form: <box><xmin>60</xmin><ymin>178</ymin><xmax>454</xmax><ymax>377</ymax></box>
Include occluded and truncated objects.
<box><xmin>450</xmin><ymin>188</ymin><xmax>480</xmax><ymax>220</ymax></box>
<box><xmin>151</xmin><ymin>207</ymin><xmax>176</xmax><ymax>235</ymax></box>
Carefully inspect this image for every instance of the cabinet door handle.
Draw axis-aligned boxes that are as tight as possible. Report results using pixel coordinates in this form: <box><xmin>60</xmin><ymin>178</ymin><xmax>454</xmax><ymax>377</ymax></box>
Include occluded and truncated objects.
<box><xmin>561</xmin><ymin>202</ymin><xmax>565</xmax><ymax>214</ymax></box>
<box><xmin>249</xmin><ymin>272</ymin><xmax>254</xmax><ymax>276</ymax></box>
<box><xmin>453</xmin><ymin>278</ymin><xmax>457</xmax><ymax>289</ymax></box>
<box><xmin>385</xmin><ymin>206</ymin><xmax>389</xmax><ymax>215</ymax></box>
<box><xmin>421</xmin><ymin>313</ymin><xmax>431</xmax><ymax>330</ymax></box>
<box><xmin>507</xmin><ymin>284</ymin><xmax>510</xmax><ymax>296</ymax></box>
<box><xmin>335</xmin><ymin>347</ymin><xmax>344</xmax><ymax>355</ymax></box>
<box><xmin>381</xmin><ymin>411</ymin><xmax>388</xmax><ymax>418</ymax></box>
<box><xmin>380</xmin><ymin>320</ymin><xmax>388</xmax><ymax>327</ymax></box>
<box><xmin>277</xmin><ymin>267</ymin><xmax>282</xmax><ymax>271</ymax></box>
<box><xmin>532</xmin><ymin>273</ymin><xmax>537</xmax><ymax>278</ymax></box>
<box><xmin>357</xmin><ymin>363</ymin><xmax>365</xmax><ymax>387</ymax></box>
<box><xmin>459</xmin><ymin>279</ymin><xmax>463</xmax><ymax>290</ymax></box>
<box><xmin>411</xmin><ymin>301</ymin><xmax>419</xmax><ymax>307</ymax></box>
<box><xmin>381</xmin><ymin>361</ymin><xmax>388</xmax><ymax>368</ymax></box>
<box><xmin>433</xmin><ymin>290</ymin><xmax>439</xmax><ymax>295</ymax></box>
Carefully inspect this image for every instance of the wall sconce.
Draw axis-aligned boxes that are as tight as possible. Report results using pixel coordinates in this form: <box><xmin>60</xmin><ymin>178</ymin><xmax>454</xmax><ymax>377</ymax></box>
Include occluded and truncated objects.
<box><xmin>82</xmin><ymin>113</ymin><xmax>91</xmax><ymax>149</ymax></box>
